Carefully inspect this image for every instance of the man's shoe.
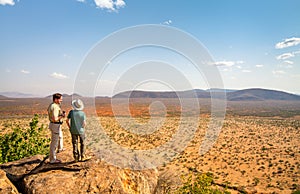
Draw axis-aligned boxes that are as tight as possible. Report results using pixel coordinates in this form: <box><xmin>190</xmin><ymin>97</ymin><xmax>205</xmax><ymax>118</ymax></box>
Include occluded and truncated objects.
<box><xmin>50</xmin><ymin>159</ymin><xmax>62</xmax><ymax>164</ymax></box>
<box><xmin>74</xmin><ymin>156</ymin><xmax>79</xmax><ymax>162</ymax></box>
<box><xmin>57</xmin><ymin>148</ymin><xmax>66</xmax><ymax>153</ymax></box>
<box><xmin>80</xmin><ymin>155</ymin><xmax>91</xmax><ymax>162</ymax></box>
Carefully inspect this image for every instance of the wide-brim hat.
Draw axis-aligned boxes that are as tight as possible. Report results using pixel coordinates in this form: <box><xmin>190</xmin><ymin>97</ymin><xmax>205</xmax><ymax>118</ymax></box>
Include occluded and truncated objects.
<box><xmin>72</xmin><ymin>99</ymin><xmax>84</xmax><ymax>110</ymax></box>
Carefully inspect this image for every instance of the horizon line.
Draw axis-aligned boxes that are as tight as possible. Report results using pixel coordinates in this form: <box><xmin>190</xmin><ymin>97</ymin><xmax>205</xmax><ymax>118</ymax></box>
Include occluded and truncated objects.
<box><xmin>1</xmin><ymin>87</ymin><xmax>300</xmax><ymax>98</ymax></box>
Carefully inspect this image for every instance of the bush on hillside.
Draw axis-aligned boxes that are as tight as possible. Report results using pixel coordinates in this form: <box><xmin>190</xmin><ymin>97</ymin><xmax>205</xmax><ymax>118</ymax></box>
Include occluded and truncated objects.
<box><xmin>176</xmin><ymin>172</ymin><xmax>230</xmax><ymax>194</ymax></box>
<box><xmin>0</xmin><ymin>114</ymin><xmax>50</xmax><ymax>164</ymax></box>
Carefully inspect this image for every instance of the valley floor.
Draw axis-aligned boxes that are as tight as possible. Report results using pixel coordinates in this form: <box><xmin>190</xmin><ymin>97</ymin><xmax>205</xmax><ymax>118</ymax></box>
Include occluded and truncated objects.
<box><xmin>1</xmin><ymin>115</ymin><xmax>299</xmax><ymax>193</ymax></box>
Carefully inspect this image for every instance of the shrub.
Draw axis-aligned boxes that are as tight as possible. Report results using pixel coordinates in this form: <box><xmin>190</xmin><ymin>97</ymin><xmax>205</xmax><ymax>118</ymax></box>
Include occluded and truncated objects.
<box><xmin>0</xmin><ymin>114</ymin><xmax>50</xmax><ymax>164</ymax></box>
<box><xmin>176</xmin><ymin>172</ymin><xmax>230</xmax><ymax>194</ymax></box>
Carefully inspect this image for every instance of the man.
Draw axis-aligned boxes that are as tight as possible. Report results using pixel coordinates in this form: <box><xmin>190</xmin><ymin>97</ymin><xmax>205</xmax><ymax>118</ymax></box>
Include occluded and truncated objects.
<box><xmin>47</xmin><ymin>93</ymin><xmax>65</xmax><ymax>164</ymax></box>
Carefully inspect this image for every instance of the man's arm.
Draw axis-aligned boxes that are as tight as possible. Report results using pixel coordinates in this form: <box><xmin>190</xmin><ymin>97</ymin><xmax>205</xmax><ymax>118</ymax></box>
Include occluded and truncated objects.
<box><xmin>66</xmin><ymin>118</ymin><xmax>71</xmax><ymax>129</ymax></box>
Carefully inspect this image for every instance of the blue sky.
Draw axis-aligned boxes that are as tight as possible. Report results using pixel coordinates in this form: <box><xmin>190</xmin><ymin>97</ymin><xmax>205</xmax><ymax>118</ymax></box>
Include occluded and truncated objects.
<box><xmin>1</xmin><ymin>0</ymin><xmax>300</xmax><ymax>96</ymax></box>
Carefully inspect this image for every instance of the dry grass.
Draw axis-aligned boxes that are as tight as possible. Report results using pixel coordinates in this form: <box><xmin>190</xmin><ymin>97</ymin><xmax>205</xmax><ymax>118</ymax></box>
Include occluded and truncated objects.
<box><xmin>83</xmin><ymin>115</ymin><xmax>299</xmax><ymax>193</ymax></box>
<box><xmin>159</xmin><ymin>116</ymin><xmax>300</xmax><ymax>193</ymax></box>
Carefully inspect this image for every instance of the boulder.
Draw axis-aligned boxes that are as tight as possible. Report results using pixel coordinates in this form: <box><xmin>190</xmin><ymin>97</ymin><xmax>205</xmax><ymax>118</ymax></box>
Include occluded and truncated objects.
<box><xmin>1</xmin><ymin>151</ymin><xmax>158</xmax><ymax>194</ymax></box>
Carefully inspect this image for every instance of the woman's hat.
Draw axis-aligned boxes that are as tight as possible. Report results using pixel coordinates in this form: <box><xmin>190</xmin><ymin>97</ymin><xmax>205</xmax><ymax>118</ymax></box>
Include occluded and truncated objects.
<box><xmin>72</xmin><ymin>99</ymin><xmax>84</xmax><ymax>110</ymax></box>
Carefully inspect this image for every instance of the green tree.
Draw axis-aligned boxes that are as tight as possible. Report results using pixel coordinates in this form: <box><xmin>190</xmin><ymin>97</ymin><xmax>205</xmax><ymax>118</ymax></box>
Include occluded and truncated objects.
<box><xmin>0</xmin><ymin>114</ymin><xmax>50</xmax><ymax>163</ymax></box>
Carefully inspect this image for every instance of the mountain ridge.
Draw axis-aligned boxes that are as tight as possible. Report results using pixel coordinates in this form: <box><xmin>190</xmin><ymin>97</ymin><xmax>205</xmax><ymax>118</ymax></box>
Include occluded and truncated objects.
<box><xmin>1</xmin><ymin>88</ymin><xmax>299</xmax><ymax>101</ymax></box>
<box><xmin>0</xmin><ymin>92</ymin><xmax>41</xmax><ymax>98</ymax></box>
<box><xmin>227</xmin><ymin>88</ymin><xmax>300</xmax><ymax>101</ymax></box>
<box><xmin>112</xmin><ymin>88</ymin><xmax>300</xmax><ymax>101</ymax></box>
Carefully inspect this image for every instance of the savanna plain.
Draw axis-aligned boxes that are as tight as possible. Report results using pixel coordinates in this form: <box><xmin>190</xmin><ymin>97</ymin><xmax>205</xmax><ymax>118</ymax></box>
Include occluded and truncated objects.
<box><xmin>0</xmin><ymin>97</ymin><xmax>299</xmax><ymax>193</ymax></box>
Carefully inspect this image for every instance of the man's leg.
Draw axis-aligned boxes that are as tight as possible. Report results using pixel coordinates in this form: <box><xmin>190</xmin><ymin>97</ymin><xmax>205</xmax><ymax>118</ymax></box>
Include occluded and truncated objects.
<box><xmin>49</xmin><ymin>130</ymin><xmax>60</xmax><ymax>163</ymax></box>
<box><xmin>58</xmin><ymin>126</ymin><xmax>64</xmax><ymax>152</ymax></box>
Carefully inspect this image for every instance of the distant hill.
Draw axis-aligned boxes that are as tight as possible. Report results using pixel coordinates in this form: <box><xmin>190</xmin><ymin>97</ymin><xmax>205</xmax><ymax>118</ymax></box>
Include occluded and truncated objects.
<box><xmin>0</xmin><ymin>92</ymin><xmax>40</xmax><ymax>98</ymax></box>
<box><xmin>113</xmin><ymin>88</ymin><xmax>300</xmax><ymax>101</ymax></box>
<box><xmin>227</xmin><ymin>88</ymin><xmax>300</xmax><ymax>101</ymax></box>
<box><xmin>2</xmin><ymin>88</ymin><xmax>299</xmax><ymax>101</ymax></box>
<box><xmin>45</xmin><ymin>93</ymin><xmax>82</xmax><ymax>99</ymax></box>
<box><xmin>63</xmin><ymin>93</ymin><xmax>83</xmax><ymax>98</ymax></box>
<box><xmin>113</xmin><ymin>89</ymin><xmax>209</xmax><ymax>98</ymax></box>
<box><xmin>206</xmin><ymin>88</ymin><xmax>237</xmax><ymax>93</ymax></box>
<box><xmin>0</xmin><ymin>95</ymin><xmax>8</xmax><ymax>99</ymax></box>
<box><xmin>114</xmin><ymin>90</ymin><xmax>173</xmax><ymax>98</ymax></box>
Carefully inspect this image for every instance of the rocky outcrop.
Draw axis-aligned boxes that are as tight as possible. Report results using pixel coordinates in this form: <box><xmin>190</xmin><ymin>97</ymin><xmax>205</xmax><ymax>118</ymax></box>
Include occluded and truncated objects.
<box><xmin>0</xmin><ymin>151</ymin><xmax>158</xmax><ymax>194</ymax></box>
<box><xmin>0</xmin><ymin>169</ymin><xmax>18</xmax><ymax>194</ymax></box>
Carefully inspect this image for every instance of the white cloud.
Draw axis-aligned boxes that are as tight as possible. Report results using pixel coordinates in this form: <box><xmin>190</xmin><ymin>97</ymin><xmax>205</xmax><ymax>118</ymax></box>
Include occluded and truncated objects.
<box><xmin>236</xmin><ymin>65</ymin><xmax>242</xmax><ymax>69</ymax></box>
<box><xmin>276</xmin><ymin>50</ymin><xmax>300</xmax><ymax>60</ymax></box>
<box><xmin>115</xmin><ymin>0</ymin><xmax>125</xmax><ymax>8</ymax></box>
<box><xmin>21</xmin><ymin>70</ymin><xmax>30</xmax><ymax>74</ymax></box>
<box><xmin>276</xmin><ymin>52</ymin><xmax>295</xmax><ymax>60</ymax></box>
<box><xmin>0</xmin><ymin>0</ymin><xmax>15</xmax><ymax>5</ymax></box>
<box><xmin>50</xmin><ymin>72</ymin><xmax>69</xmax><ymax>79</ymax></box>
<box><xmin>242</xmin><ymin>70</ymin><xmax>251</xmax><ymax>73</ymax></box>
<box><xmin>213</xmin><ymin>60</ymin><xmax>245</xmax><ymax>67</ymax></box>
<box><xmin>284</xmin><ymin>60</ymin><xmax>294</xmax><ymax>65</ymax></box>
<box><xmin>76</xmin><ymin>0</ymin><xmax>85</xmax><ymax>2</ymax></box>
<box><xmin>94</xmin><ymin>0</ymin><xmax>114</xmax><ymax>10</ymax></box>
<box><xmin>94</xmin><ymin>0</ymin><xmax>126</xmax><ymax>11</ymax></box>
<box><xmin>272</xmin><ymin>70</ymin><xmax>286</xmax><ymax>75</ymax></box>
<box><xmin>163</xmin><ymin>20</ymin><xmax>172</xmax><ymax>25</ymax></box>
<box><xmin>214</xmin><ymin>60</ymin><xmax>235</xmax><ymax>67</ymax></box>
<box><xmin>275</xmin><ymin>37</ymin><xmax>300</xmax><ymax>49</ymax></box>
<box><xmin>236</xmin><ymin>60</ymin><xmax>244</xmax><ymax>64</ymax></box>
<box><xmin>256</xmin><ymin>64</ymin><xmax>264</xmax><ymax>68</ymax></box>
